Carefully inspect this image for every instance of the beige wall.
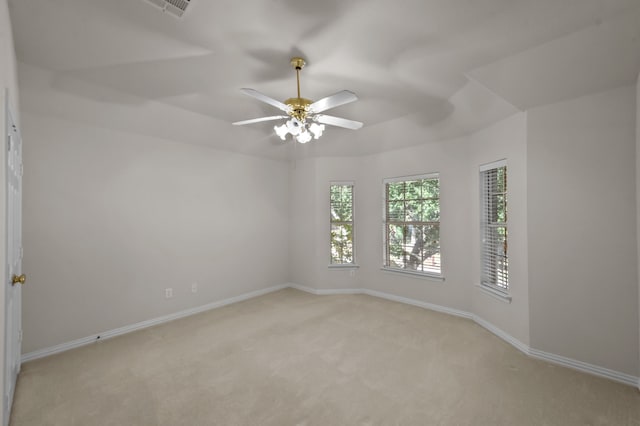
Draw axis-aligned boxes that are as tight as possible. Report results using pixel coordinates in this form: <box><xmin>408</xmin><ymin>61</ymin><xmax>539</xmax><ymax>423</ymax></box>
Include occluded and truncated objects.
<box><xmin>528</xmin><ymin>86</ymin><xmax>639</xmax><ymax>376</ymax></box>
<box><xmin>21</xmin><ymin>112</ymin><xmax>290</xmax><ymax>353</ymax></box>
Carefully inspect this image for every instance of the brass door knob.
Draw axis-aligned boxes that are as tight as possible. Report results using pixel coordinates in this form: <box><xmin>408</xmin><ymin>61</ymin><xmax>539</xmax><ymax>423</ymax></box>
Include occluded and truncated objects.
<box><xmin>11</xmin><ymin>274</ymin><xmax>25</xmax><ymax>286</ymax></box>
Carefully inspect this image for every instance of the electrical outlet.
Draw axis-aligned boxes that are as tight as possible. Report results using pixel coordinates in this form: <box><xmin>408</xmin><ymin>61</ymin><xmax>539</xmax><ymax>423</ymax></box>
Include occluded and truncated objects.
<box><xmin>165</xmin><ymin>288</ymin><xmax>173</xmax><ymax>299</ymax></box>
<box><xmin>191</xmin><ymin>282</ymin><xmax>198</xmax><ymax>293</ymax></box>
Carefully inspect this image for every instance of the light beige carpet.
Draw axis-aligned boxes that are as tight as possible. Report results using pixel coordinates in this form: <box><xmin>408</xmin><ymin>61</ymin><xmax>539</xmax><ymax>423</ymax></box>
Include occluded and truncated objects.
<box><xmin>10</xmin><ymin>289</ymin><xmax>640</xmax><ymax>425</ymax></box>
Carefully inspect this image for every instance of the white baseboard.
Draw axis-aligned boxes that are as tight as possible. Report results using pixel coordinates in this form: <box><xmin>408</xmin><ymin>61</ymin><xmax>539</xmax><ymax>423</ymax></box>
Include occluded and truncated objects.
<box><xmin>363</xmin><ymin>289</ymin><xmax>473</xmax><ymax>320</ymax></box>
<box><xmin>21</xmin><ymin>284</ymin><xmax>288</xmax><ymax>363</ymax></box>
<box><xmin>287</xmin><ymin>284</ymin><xmax>639</xmax><ymax>388</ymax></box>
<box><xmin>287</xmin><ymin>283</ymin><xmax>363</xmax><ymax>296</ymax></box>
<box><xmin>471</xmin><ymin>314</ymin><xmax>529</xmax><ymax>355</ymax></box>
<box><xmin>22</xmin><ymin>282</ymin><xmax>640</xmax><ymax>388</ymax></box>
<box><xmin>528</xmin><ymin>348</ymin><xmax>639</xmax><ymax>387</ymax></box>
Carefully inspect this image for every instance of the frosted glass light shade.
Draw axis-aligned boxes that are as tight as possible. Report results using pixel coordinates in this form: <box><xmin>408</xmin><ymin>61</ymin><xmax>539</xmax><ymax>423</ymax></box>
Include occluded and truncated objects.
<box><xmin>309</xmin><ymin>123</ymin><xmax>325</xmax><ymax>139</ymax></box>
<box><xmin>297</xmin><ymin>130</ymin><xmax>312</xmax><ymax>143</ymax></box>
<box><xmin>275</xmin><ymin>118</ymin><xmax>325</xmax><ymax>143</ymax></box>
<box><xmin>274</xmin><ymin>124</ymin><xmax>288</xmax><ymax>140</ymax></box>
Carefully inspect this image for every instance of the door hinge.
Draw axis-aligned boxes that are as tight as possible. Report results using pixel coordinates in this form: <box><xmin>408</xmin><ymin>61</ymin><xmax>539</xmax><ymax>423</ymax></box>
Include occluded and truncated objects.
<box><xmin>7</xmin><ymin>135</ymin><xmax>11</xmax><ymax>151</ymax></box>
<box><xmin>18</xmin><ymin>330</ymin><xmax>22</xmax><ymax>342</ymax></box>
<box><xmin>20</xmin><ymin>246</ymin><xmax>23</xmax><ymax>260</ymax></box>
<box><xmin>19</xmin><ymin>163</ymin><xmax>23</xmax><ymax>177</ymax></box>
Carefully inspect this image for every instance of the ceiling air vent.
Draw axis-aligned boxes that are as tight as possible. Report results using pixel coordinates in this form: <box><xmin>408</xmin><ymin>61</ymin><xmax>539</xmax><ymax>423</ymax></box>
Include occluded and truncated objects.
<box><xmin>143</xmin><ymin>0</ymin><xmax>191</xmax><ymax>18</ymax></box>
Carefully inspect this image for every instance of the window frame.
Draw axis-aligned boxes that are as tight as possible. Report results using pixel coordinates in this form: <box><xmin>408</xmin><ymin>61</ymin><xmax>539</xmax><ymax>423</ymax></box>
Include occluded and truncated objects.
<box><xmin>479</xmin><ymin>159</ymin><xmax>509</xmax><ymax>296</ymax></box>
<box><xmin>382</xmin><ymin>173</ymin><xmax>443</xmax><ymax>280</ymax></box>
<box><xmin>329</xmin><ymin>181</ymin><xmax>356</xmax><ymax>267</ymax></box>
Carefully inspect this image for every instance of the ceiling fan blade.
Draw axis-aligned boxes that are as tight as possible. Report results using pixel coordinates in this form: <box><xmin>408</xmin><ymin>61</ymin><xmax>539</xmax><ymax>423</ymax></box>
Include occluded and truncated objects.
<box><xmin>232</xmin><ymin>115</ymin><xmax>288</xmax><ymax>126</ymax></box>
<box><xmin>240</xmin><ymin>88</ymin><xmax>289</xmax><ymax>112</ymax></box>
<box><xmin>315</xmin><ymin>114</ymin><xmax>363</xmax><ymax>130</ymax></box>
<box><xmin>309</xmin><ymin>90</ymin><xmax>358</xmax><ymax>113</ymax></box>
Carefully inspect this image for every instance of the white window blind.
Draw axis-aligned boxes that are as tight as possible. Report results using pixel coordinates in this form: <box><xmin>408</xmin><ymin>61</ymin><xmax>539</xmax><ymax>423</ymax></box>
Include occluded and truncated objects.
<box><xmin>383</xmin><ymin>174</ymin><xmax>441</xmax><ymax>277</ymax></box>
<box><xmin>330</xmin><ymin>183</ymin><xmax>354</xmax><ymax>264</ymax></box>
<box><xmin>480</xmin><ymin>161</ymin><xmax>508</xmax><ymax>292</ymax></box>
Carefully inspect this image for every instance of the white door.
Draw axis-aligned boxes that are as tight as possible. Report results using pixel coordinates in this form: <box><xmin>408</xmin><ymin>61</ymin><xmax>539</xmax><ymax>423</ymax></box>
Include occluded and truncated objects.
<box><xmin>4</xmin><ymin>98</ymin><xmax>22</xmax><ymax>426</ymax></box>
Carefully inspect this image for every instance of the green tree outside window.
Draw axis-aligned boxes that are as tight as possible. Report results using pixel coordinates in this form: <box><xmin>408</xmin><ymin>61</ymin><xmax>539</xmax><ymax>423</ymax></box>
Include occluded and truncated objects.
<box><xmin>385</xmin><ymin>176</ymin><xmax>441</xmax><ymax>275</ymax></box>
<box><xmin>330</xmin><ymin>184</ymin><xmax>354</xmax><ymax>264</ymax></box>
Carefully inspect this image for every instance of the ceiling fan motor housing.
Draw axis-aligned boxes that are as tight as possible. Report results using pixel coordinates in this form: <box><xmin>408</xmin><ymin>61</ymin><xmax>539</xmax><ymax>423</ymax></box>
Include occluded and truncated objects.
<box><xmin>284</xmin><ymin>97</ymin><xmax>312</xmax><ymax>122</ymax></box>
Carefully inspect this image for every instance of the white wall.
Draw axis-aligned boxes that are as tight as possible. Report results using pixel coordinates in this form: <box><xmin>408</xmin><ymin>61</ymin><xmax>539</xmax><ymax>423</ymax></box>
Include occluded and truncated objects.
<box><xmin>289</xmin><ymin>113</ymin><xmax>530</xmax><ymax>344</ymax></box>
<box><xmin>292</xmin><ymin>90</ymin><xmax>640</xmax><ymax>377</ymax></box>
<box><xmin>356</xmin><ymin>136</ymin><xmax>475</xmax><ymax>312</ymax></box>
<box><xmin>21</xmin><ymin>112</ymin><xmax>290</xmax><ymax>354</ymax></box>
<box><xmin>468</xmin><ymin>114</ymin><xmax>529</xmax><ymax>345</ymax></box>
<box><xmin>289</xmin><ymin>157</ymin><xmax>362</xmax><ymax>291</ymax></box>
<box><xmin>289</xmin><ymin>158</ymin><xmax>318</xmax><ymax>289</ymax></box>
<box><xmin>358</xmin><ymin>114</ymin><xmax>528</xmax><ymax>343</ymax></box>
<box><xmin>528</xmin><ymin>86</ymin><xmax>639</xmax><ymax>376</ymax></box>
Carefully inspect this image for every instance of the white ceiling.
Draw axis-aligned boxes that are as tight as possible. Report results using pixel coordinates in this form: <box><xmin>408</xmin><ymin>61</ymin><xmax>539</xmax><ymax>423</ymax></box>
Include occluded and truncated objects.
<box><xmin>8</xmin><ymin>0</ymin><xmax>640</xmax><ymax>159</ymax></box>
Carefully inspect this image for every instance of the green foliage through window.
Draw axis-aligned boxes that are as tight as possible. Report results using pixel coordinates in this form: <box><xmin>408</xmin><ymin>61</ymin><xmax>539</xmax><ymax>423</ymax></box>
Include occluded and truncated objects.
<box><xmin>385</xmin><ymin>176</ymin><xmax>441</xmax><ymax>275</ymax></box>
<box><xmin>330</xmin><ymin>184</ymin><xmax>354</xmax><ymax>264</ymax></box>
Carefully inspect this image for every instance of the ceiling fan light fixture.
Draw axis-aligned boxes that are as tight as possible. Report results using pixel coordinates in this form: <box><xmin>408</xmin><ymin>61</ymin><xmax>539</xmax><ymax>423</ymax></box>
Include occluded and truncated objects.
<box><xmin>309</xmin><ymin>123</ymin><xmax>325</xmax><ymax>139</ymax></box>
<box><xmin>286</xmin><ymin>118</ymin><xmax>303</xmax><ymax>135</ymax></box>
<box><xmin>274</xmin><ymin>124</ymin><xmax>288</xmax><ymax>140</ymax></box>
<box><xmin>273</xmin><ymin>119</ymin><xmax>324</xmax><ymax>144</ymax></box>
<box><xmin>297</xmin><ymin>130</ymin><xmax>312</xmax><ymax>144</ymax></box>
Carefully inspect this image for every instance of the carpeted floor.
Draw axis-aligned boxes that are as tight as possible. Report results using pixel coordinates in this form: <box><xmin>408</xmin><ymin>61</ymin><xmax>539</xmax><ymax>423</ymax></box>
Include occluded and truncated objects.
<box><xmin>9</xmin><ymin>288</ymin><xmax>640</xmax><ymax>425</ymax></box>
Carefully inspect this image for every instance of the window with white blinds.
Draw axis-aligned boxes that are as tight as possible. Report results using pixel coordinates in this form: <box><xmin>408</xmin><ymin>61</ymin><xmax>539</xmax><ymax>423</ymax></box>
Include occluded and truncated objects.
<box><xmin>480</xmin><ymin>161</ymin><xmax>508</xmax><ymax>292</ymax></box>
<box><xmin>383</xmin><ymin>174</ymin><xmax>441</xmax><ymax>277</ymax></box>
<box><xmin>330</xmin><ymin>183</ymin><xmax>355</xmax><ymax>264</ymax></box>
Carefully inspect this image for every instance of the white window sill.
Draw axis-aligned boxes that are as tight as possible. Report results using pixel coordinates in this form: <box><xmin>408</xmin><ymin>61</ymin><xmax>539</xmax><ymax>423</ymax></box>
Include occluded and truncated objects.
<box><xmin>476</xmin><ymin>284</ymin><xmax>512</xmax><ymax>303</ymax></box>
<box><xmin>328</xmin><ymin>264</ymin><xmax>360</xmax><ymax>269</ymax></box>
<box><xmin>381</xmin><ymin>267</ymin><xmax>445</xmax><ymax>282</ymax></box>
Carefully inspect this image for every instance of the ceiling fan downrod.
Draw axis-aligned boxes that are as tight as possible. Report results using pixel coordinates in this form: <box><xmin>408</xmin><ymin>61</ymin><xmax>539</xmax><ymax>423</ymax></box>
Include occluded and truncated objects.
<box><xmin>286</xmin><ymin>57</ymin><xmax>311</xmax><ymax>122</ymax></box>
<box><xmin>292</xmin><ymin>57</ymin><xmax>304</xmax><ymax>98</ymax></box>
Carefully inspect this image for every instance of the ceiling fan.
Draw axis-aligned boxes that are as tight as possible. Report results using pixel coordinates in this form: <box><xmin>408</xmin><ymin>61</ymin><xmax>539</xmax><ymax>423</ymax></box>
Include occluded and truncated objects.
<box><xmin>232</xmin><ymin>57</ymin><xmax>363</xmax><ymax>144</ymax></box>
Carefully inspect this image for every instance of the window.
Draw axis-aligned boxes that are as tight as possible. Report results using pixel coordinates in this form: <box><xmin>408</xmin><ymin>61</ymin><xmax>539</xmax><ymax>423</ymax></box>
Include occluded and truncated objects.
<box><xmin>384</xmin><ymin>174</ymin><xmax>441</xmax><ymax>277</ymax></box>
<box><xmin>480</xmin><ymin>161</ymin><xmax>508</xmax><ymax>292</ymax></box>
<box><xmin>330</xmin><ymin>183</ymin><xmax>354</xmax><ymax>265</ymax></box>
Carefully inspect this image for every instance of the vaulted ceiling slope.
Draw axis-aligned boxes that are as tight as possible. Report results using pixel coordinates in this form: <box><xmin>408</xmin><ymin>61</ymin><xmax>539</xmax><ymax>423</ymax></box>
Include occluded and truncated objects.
<box><xmin>9</xmin><ymin>0</ymin><xmax>640</xmax><ymax>159</ymax></box>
